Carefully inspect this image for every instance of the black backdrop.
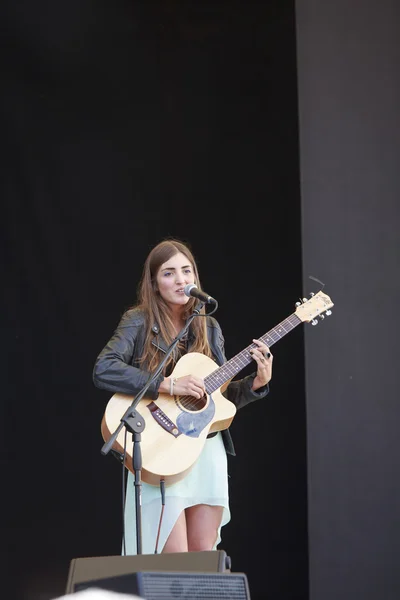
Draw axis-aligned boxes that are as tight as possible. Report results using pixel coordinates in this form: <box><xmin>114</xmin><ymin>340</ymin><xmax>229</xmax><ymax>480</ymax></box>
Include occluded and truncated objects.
<box><xmin>296</xmin><ymin>1</ymin><xmax>400</xmax><ymax>599</ymax></box>
<box><xmin>2</xmin><ymin>2</ymin><xmax>312</xmax><ymax>600</ymax></box>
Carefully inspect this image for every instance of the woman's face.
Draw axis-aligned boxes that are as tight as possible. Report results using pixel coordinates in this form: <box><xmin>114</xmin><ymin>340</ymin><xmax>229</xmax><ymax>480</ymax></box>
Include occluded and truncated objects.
<box><xmin>156</xmin><ymin>251</ymin><xmax>195</xmax><ymax>309</ymax></box>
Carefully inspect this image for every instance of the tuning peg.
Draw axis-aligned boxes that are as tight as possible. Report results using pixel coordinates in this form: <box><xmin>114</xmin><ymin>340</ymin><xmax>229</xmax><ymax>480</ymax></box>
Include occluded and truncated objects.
<box><xmin>309</xmin><ymin>292</ymin><xmax>315</xmax><ymax>297</ymax></box>
<box><xmin>325</xmin><ymin>310</ymin><xmax>332</xmax><ymax>316</ymax></box>
<box><xmin>319</xmin><ymin>314</ymin><xmax>325</xmax><ymax>320</ymax></box>
<box><xmin>311</xmin><ymin>319</ymin><xmax>318</xmax><ymax>326</ymax></box>
<box><xmin>295</xmin><ymin>301</ymin><xmax>302</xmax><ymax>307</ymax></box>
<box><xmin>302</xmin><ymin>298</ymin><xmax>308</xmax><ymax>303</ymax></box>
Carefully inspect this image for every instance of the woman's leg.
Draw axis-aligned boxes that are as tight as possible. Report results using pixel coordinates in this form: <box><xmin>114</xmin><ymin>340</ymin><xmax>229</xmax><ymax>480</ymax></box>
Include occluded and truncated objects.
<box><xmin>186</xmin><ymin>504</ymin><xmax>224</xmax><ymax>552</ymax></box>
<box><xmin>162</xmin><ymin>504</ymin><xmax>224</xmax><ymax>553</ymax></box>
<box><xmin>162</xmin><ymin>510</ymin><xmax>189</xmax><ymax>553</ymax></box>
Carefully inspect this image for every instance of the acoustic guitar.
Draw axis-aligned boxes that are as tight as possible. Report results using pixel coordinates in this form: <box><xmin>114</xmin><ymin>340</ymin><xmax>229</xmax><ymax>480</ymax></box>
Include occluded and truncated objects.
<box><xmin>101</xmin><ymin>290</ymin><xmax>333</xmax><ymax>486</ymax></box>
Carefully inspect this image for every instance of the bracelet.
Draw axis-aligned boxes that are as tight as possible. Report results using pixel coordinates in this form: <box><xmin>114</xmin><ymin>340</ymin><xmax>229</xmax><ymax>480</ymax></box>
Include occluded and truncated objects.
<box><xmin>169</xmin><ymin>377</ymin><xmax>176</xmax><ymax>396</ymax></box>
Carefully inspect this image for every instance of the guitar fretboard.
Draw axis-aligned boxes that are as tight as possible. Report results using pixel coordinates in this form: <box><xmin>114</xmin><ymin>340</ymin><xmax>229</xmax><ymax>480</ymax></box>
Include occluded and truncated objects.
<box><xmin>204</xmin><ymin>313</ymin><xmax>301</xmax><ymax>394</ymax></box>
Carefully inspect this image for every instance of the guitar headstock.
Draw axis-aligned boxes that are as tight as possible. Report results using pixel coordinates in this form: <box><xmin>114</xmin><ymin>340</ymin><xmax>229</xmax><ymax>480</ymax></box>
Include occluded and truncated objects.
<box><xmin>294</xmin><ymin>291</ymin><xmax>334</xmax><ymax>325</ymax></box>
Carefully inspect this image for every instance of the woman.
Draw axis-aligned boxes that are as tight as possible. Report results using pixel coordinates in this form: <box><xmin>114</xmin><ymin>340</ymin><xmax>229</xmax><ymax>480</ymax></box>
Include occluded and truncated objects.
<box><xmin>93</xmin><ymin>238</ymin><xmax>273</xmax><ymax>555</ymax></box>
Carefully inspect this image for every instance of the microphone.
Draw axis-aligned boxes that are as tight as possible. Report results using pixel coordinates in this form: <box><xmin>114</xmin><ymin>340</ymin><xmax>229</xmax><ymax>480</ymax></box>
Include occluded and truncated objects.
<box><xmin>184</xmin><ymin>284</ymin><xmax>217</xmax><ymax>305</ymax></box>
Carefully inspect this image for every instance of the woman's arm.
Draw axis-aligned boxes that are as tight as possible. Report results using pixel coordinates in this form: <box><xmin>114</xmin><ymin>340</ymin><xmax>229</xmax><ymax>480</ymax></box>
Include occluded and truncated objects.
<box><xmin>92</xmin><ymin>314</ymin><xmax>164</xmax><ymax>400</ymax></box>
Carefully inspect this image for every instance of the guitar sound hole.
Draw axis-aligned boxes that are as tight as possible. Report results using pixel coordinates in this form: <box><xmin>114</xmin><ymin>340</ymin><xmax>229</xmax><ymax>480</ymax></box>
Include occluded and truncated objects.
<box><xmin>177</xmin><ymin>394</ymin><xmax>208</xmax><ymax>412</ymax></box>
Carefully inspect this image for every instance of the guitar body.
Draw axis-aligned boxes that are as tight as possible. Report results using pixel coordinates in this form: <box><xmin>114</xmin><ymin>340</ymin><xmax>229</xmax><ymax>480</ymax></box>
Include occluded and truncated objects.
<box><xmin>101</xmin><ymin>352</ymin><xmax>237</xmax><ymax>486</ymax></box>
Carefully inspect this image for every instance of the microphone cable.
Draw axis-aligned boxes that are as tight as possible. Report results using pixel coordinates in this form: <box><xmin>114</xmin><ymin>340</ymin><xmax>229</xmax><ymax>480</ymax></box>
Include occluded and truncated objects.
<box><xmin>153</xmin><ymin>478</ymin><xmax>166</xmax><ymax>554</ymax></box>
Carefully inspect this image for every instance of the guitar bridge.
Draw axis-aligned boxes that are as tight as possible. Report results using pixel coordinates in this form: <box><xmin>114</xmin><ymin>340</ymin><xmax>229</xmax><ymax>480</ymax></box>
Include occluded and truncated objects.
<box><xmin>147</xmin><ymin>402</ymin><xmax>181</xmax><ymax>437</ymax></box>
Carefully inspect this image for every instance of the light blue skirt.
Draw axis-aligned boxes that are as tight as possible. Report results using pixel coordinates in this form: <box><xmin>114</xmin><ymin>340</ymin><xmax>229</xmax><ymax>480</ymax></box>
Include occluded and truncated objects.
<box><xmin>123</xmin><ymin>432</ymin><xmax>231</xmax><ymax>555</ymax></box>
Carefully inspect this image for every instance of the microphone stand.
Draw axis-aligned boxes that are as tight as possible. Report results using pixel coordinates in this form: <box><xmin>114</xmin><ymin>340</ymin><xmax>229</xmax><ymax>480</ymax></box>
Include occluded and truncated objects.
<box><xmin>101</xmin><ymin>300</ymin><xmax>206</xmax><ymax>555</ymax></box>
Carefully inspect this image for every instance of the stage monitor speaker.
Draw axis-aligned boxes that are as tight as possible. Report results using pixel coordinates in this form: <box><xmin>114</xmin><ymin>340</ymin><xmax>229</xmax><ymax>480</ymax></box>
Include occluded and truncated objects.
<box><xmin>65</xmin><ymin>551</ymin><xmax>231</xmax><ymax>595</ymax></box>
<box><xmin>73</xmin><ymin>571</ymin><xmax>250</xmax><ymax>600</ymax></box>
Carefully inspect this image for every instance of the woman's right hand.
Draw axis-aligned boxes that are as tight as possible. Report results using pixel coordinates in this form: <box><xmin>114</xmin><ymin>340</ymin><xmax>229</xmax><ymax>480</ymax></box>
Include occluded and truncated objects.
<box><xmin>161</xmin><ymin>375</ymin><xmax>206</xmax><ymax>398</ymax></box>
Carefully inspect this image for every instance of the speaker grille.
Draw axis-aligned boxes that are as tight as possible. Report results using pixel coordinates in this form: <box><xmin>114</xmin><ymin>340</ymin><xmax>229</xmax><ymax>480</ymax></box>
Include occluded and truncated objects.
<box><xmin>137</xmin><ymin>571</ymin><xmax>250</xmax><ymax>600</ymax></box>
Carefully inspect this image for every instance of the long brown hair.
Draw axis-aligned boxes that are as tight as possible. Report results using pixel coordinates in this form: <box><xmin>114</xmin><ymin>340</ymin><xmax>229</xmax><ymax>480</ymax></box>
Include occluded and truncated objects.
<box><xmin>135</xmin><ymin>238</ymin><xmax>213</xmax><ymax>372</ymax></box>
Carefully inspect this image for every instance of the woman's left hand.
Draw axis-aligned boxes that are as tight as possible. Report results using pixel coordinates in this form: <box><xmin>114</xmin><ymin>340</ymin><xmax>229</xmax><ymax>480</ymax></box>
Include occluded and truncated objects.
<box><xmin>250</xmin><ymin>338</ymin><xmax>273</xmax><ymax>390</ymax></box>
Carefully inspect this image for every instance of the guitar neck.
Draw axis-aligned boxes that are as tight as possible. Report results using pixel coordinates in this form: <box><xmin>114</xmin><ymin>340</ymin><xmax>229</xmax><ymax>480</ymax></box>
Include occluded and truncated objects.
<box><xmin>204</xmin><ymin>313</ymin><xmax>302</xmax><ymax>394</ymax></box>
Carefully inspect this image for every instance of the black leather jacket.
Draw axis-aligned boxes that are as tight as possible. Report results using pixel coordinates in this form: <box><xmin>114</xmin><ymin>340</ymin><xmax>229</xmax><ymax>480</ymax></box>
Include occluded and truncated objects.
<box><xmin>93</xmin><ymin>308</ymin><xmax>269</xmax><ymax>456</ymax></box>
